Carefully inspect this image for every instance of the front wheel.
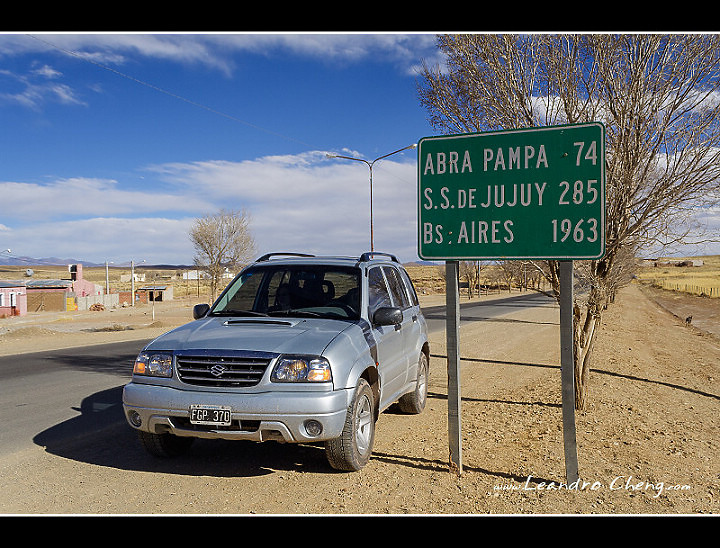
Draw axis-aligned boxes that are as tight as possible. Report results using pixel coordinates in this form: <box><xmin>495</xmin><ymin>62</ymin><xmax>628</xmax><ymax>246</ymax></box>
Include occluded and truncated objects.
<box><xmin>325</xmin><ymin>378</ymin><xmax>376</xmax><ymax>471</ymax></box>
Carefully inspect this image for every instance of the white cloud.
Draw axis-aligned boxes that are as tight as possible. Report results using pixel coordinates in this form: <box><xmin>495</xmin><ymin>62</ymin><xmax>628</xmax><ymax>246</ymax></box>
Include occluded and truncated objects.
<box><xmin>4</xmin><ymin>217</ymin><xmax>195</xmax><ymax>265</ymax></box>
<box><xmin>7</xmin><ymin>148</ymin><xmax>715</xmax><ymax>264</ymax></box>
<box><xmin>0</xmin><ymin>177</ymin><xmax>213</xmax><ymax>221</ymax></box>
<box><xmin>0</xmin><ymin>64</ymin><xmax>87</xmax><ymax>109</ymax></box>
<box><xmin>31</xmin><ymin>65</ymin><xmax>62</xmax><ymax>79</ymax></box>
<box><xmin>147</xmin><ymin>151</ymin><xmax>420</xmax><ymax>261</ymax></box>
<box><xmin>1</xmin><ymin>151</ymin><xmax>421</xmax><ymax>264</ymax></box>
<box><xmin>2</xmin><ymin>33</ymin><xmax>437</xmax><ymax>76</ymax></box>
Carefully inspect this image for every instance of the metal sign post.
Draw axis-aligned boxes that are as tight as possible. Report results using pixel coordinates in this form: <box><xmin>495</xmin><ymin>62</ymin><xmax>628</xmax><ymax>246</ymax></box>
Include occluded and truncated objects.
<box><xmin>559</xmin><ymin>260</ymin><xmax>579</xmax><ymax>483</ymax></box>
<box><xmin>445</xmin><ymin>260</ymin><xmax>462</xmax><ymax>474</ymax></box>
<box><xmin>417</xmin><ymin>123</ymin><xmax>605</xmax><ymax>480</ymax></box>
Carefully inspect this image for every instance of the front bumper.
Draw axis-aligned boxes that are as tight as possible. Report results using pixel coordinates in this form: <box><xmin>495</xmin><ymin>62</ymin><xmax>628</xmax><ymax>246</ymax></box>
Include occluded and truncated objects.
<box><xmin>122</xmin><ymin>381</ymin><xmax>350</xmax><ymax>443</ymax></box>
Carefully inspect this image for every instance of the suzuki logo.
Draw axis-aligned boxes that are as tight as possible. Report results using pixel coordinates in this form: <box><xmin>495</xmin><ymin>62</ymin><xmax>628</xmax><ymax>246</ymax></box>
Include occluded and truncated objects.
<box><xmin>210</xmin><ymin>364</ymin><xmax>227</xmax><ymax>377</ymax></box>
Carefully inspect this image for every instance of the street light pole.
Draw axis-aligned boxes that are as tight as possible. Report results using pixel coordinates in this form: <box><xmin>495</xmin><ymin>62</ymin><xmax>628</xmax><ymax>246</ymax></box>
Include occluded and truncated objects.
<box><xmin>327</xmin><ymin>144</ymin><xmax>416</xmax><ymax>251</ymax></box>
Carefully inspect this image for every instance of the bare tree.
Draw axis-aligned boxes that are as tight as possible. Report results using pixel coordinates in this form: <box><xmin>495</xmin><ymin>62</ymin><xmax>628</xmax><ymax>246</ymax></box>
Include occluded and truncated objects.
<box><xmin>460</xmin><ymin>260</ymin><xmax>482</xmax><ymax>298</ymax></box>
<box><xmin>497</xmin><ymin>261</ymin><xmax>521</xmax><ymax>292</ymax></box>
<box><xmin>190</xmin><ymin>208</ymin><xmax>256</xmax><ymax>301</ymax></box>
<box><xmin>418</xmin><ymin>34</ymin><xmax>720</xmax><ymax>409</ymax></box>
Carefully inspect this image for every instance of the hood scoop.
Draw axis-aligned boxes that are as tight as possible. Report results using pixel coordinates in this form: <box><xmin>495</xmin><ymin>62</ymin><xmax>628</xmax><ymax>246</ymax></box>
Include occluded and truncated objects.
<box><xmin>223</xmin><ymin>318</ymin><xmax>295</xmax><ymax>327</ymax></box>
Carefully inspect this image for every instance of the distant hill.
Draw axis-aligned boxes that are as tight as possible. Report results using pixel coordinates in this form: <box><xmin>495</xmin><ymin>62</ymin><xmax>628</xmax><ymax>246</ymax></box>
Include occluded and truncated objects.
<box><xmin>0</xmin><ymin>256</ymin><xmax>197</xmax><ymax>269</ymax></box>
<box><xmin>0</xmin><ymin>256</ymin><xmax>104</xmax><ymax>267</ymax></box>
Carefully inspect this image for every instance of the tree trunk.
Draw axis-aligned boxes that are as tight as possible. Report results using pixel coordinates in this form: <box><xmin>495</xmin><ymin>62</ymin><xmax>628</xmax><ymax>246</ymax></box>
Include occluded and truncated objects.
<box><xmin>545</xmin><ymin>260</ymin><xmax>607</xmax><ymax>411</ymax></box>
<box><xmin>573</xmin><ymin>301</ymin><xmax>601</xmax><ymax>410</ymax></box>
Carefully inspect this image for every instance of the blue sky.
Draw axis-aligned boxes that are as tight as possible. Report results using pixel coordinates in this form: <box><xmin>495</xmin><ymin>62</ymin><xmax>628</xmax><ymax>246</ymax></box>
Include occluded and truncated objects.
<box><xmin>2</xmin><ymin>33</ymin><xmax>718</xmax><ymax>268</ymax></box>
<box><xmin>0</xmin><ymin>33</ymin><xmax>441</xmax><ymax>265</ymax></box>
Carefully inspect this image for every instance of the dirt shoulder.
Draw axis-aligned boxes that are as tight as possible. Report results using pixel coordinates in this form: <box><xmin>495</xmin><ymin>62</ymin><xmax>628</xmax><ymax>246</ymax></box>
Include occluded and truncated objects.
<box><xmin>0</xmin><ymin>300</ymin><xmax>195</xmax><ymax>357</ymax></box>
<box><xmin>638</xmin><ymin>283</ymin><xmax>720</xmax><ymax>340</ymax></box>
<box><xmin>0</xmin><ymin>284</ymin><xmax>718</xmax><ymax>514</ymax></box>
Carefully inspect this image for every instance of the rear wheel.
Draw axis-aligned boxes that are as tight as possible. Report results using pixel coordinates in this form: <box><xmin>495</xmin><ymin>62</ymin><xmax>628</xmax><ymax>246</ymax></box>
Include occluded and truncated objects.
<box><xmin>398</xmin><ymin>352</ymin><xmax>428</xmax><ymax>414</ymax></box>
<box><xmin>325</xmin><ymin>378</ymin><xmax>376</xmax><ymax>471</ymax></box>
<box><xmin>138</xmin><ymin>430</ymin><xmax>194</xmax><ymax>457</ymax></box>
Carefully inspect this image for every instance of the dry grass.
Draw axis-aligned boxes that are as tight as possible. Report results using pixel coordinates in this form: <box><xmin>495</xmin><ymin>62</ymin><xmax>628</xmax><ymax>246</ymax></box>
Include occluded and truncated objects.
<box><xmin>0</xmin><ymin>262</ymin><xmax>468</xmax><ymax>302</ymax></box>
<box><xmin>5</xmin><ymin>254</ymin><xmax>716</xmax><ymax>303</ymax></box>
<box><xmin>0</xmin><ymin>264</ymin><xmax>213</xmax><ymax>301</ymax></box>
<box><xmin>636</xmin><ymin>255</ymin><xmax>720</xmax><ymax>298</ymax></box>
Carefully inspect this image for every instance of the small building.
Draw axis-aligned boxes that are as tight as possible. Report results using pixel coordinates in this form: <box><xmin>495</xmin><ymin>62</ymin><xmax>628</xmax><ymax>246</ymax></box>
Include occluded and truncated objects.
<box><xmin>120</xmin><ymin>272</ymin><xmax>146</xmax><ymax>283</ymax></box>
<box><xmin>24</xmin><ymin>264</ymin><xmax>103</xmax><ymax>312</ymax></box>
<box><xmin>137</xmin><ymin>285</ymin><xmax>173</xmax><ymax>302</ymax></box>
<box><xmin>0</xmin><ymin>281</ymin><xmax>27</xmax><ymax>317</ymax></box>
<box><xmin>641</xmin><ymin>258</ymin><xmax>705</xmax><ymax>268</ymax></box>
<box><xmin>182</xmin><ymin>270</ymin><xmax>209</xmax><ymax>280</ymax></box>
<box><xmin>25</xmin><ymin>279</ymin><xmax>75</xmax><ymax>312</ymax></box>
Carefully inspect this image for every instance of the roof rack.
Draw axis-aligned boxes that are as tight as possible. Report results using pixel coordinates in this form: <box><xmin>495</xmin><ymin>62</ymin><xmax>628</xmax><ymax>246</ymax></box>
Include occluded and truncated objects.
<box><xmin>359</xmin><ymin>252</ymin><xmax>399</xmax><ymax>263</ymax></box>
<box><xmin>256</xmin><ymin>253</ymin><xmax>315</xmax><ymax>262</ymax></box>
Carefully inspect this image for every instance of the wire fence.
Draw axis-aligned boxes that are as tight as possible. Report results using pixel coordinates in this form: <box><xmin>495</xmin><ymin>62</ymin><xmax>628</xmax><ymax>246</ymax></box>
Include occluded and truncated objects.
<box><xmin>651</xmin><ymin>279</ymin><xmax>720</xmax><ymax>297</ymax></box>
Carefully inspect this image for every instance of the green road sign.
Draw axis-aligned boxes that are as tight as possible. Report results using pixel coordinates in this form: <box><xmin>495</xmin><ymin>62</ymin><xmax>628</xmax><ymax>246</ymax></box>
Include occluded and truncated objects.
<box><xmin>417</xmin><ymin>123</ymin><xmax>605</xmax><ymax>261</ymax></box>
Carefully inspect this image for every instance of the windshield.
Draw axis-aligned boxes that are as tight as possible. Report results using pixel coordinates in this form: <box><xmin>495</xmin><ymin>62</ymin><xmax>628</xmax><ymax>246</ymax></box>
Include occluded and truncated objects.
<box><xmin>211</xmin><ymin>264</ymin><xmax>361</xmax><ymax>320</ymax></box>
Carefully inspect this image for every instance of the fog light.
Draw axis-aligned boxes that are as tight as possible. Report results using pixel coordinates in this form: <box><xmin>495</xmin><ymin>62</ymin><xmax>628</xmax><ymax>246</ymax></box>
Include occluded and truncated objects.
<box><xmin>128</xmin><ymin>410</ymin><xmax>142</xmax><ymax>427</ymax></box>
<box><xmin>304</xmin><ymin>419</ymin><xmax>323</xmax><ymax>437</ymax></box>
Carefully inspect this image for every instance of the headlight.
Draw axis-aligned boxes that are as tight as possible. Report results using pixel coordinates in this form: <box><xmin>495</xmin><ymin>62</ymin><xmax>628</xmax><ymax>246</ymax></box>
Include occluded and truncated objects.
<box><xmin>133</xmin><ymin>352</ymin><xmax>173</xmax><ymax>378</ymax></box>
<box><xmin>271</xmin><ymin>356</ymin><xmax>332</xmax><ymax>383</ymax></box>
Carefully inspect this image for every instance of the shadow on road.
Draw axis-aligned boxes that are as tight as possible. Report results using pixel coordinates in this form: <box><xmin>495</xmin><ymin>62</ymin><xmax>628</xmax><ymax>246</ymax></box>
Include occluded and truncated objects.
<box><xmin>33</xmin><ymin>385</ymin><xmax>333</xmax><ymax>478</ymax></box>
<box><xmin>421</xmin><ymin>291</ymin><xmax>557</xmax><ymax>316</ymax></box>
<box><xmin>430</xmin><ymin>353</ymin><xmax>720</xmax><ymax>402</ymax></box>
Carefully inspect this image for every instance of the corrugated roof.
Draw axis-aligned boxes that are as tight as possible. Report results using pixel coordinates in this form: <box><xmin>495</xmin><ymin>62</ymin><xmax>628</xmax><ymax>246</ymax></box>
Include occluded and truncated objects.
<box><xmin>0</xmin><ymin>280</ymin><xmax>26</xmax><ymax>288</ymax></box>
<box><xmin>25</xmin><ymin>279</ymin><xmax>72</xmax><ymax>288</ymax></box>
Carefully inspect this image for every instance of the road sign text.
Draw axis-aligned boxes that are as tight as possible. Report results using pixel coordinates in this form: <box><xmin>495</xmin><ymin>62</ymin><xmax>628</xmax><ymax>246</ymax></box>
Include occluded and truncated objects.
<box><xmin>417</xmin><ymin>124</ymin><xmax>605</xmax><ymax>261</ymax></box>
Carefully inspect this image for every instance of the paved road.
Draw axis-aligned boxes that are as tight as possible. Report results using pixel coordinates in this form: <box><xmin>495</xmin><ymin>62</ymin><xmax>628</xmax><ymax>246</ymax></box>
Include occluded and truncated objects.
<box><xmin>0</xmin><ymin>340</ymin><xmax>145</xmax><ymax>459</ymax></box>
<box><xmin>0</xmin><ymin>292</ymin><xmax>556</xmax><ymax>461</ymax></box>
<box><xmin>423</xmin><ymin>291</ymin><xmax>557</xmax><ymax>333</ymax></box>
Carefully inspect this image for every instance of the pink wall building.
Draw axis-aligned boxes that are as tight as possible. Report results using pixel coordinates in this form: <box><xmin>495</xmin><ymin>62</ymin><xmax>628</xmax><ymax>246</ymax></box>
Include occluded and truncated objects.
<box><xmin>69</xmin><ymin>264</ymin><xmax>101</xmax><ymax>297</ymax></box>
<box><xmin>0</xmin><ymin>281</ymin><xmax>28</xmax><ymax>317</ymax></box>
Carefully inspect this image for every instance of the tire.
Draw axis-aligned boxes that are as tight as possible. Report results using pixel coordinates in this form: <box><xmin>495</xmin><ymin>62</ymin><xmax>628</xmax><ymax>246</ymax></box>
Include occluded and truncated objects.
<box><xmin>325</xmin><ymin>378</ymin><xmax>376</xmax><ymax>471</ymax></box>
<box><xmin>397</xmin><ymin>352</ymin><xmax>428</xmax><ymax>414</ymax></box>
<box><xmin>138</xmin><ymin>430</ymin><xmax>194</xmax><ymax>457</ymax></box>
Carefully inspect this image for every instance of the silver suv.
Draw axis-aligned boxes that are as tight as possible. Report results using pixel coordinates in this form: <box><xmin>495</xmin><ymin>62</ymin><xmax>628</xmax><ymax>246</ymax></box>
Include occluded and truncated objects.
<box><xmin>122</xmin><ymin>252</ymin><xmax>429</xmax><ymax>471</ymax></box>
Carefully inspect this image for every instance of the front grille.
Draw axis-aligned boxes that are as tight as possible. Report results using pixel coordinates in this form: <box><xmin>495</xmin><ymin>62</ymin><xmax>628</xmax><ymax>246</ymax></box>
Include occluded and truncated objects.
<box><xmin>176</xmin><ymin>350</ymin><xmax>275</xmax><ymax>387</ymax></box>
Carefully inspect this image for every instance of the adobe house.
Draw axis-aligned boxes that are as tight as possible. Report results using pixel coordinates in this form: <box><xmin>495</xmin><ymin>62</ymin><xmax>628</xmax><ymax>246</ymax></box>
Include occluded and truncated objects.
<box><xmin>25</xmin><ymin>264</ymin><xmax>102</xmax><ymax>312</ymax></box>
<box><xmin>137</xmin><ymin>285</ymin><xmax>173</xmax><ymax>303</ymax></box>
<box><xmin>0</xmin><ymin>280</ymin><xmax>27</xmax><ymax>317</ymax></box>
<box><xmin>25</xmin><ymin>278</ymin><xmax>74</xmax><ymax>312</ymax></box>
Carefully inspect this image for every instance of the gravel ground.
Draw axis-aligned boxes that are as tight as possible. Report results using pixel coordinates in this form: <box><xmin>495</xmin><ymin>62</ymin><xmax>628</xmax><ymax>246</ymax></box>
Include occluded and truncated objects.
<box><xmin>0</xmin><ymin>283</ymin><xmax>718</xmax><ymax>515</ymax></box>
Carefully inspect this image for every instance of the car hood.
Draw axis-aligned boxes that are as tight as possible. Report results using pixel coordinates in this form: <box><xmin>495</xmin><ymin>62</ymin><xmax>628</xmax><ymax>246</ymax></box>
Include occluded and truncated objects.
<box><xmin>143</xmin><ymin>315</ymin><xmax>353</xmax><ymax>356</ymax></box>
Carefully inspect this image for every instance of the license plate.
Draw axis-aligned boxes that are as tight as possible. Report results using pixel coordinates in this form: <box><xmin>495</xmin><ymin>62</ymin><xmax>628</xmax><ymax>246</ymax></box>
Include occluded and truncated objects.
<box><xmin>189</xmin><ymin>404</ymin><xmax>232</xmax><ymax>426</ymax></box>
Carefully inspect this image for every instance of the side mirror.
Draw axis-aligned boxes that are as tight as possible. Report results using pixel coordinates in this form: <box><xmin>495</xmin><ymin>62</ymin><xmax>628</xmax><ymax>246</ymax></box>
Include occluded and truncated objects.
<box><xmin>193</xmin><ymin>303</ymin><xmax>210</xmax><ymax>320</ymax></box>
<box><xmin>373</xmin><ymin>307</ymin><xmax>402</xmax><ymax>327</ymax></box>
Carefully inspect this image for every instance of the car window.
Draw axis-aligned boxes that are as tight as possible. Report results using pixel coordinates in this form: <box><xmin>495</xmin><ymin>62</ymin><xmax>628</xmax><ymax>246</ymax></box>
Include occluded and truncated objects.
<box><xmin>367</xmin><ymin>267</ymin><xmax>392</xmax><ymax>317</ymax></box>
<box><xmin>383</xmin><ymin>266</ymin><xmax>410</xmax><ymax>309</ymax></box>
<box><xmin>215</xmin><ymin>269</ymin><xmax>263</xmax><ymax>312</ymax></box>
<box><xmin>398</xmin><ymin>268</ymin><xmax>419</xmax><ymax>306</ymax></box>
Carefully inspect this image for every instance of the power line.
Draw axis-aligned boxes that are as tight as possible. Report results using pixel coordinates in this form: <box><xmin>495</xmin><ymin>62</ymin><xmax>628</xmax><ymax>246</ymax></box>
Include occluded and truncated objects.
<box><xmin>26</xmin><ymin>34</ymin><xmax>319</xmax><ymax>150</ymax></box>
